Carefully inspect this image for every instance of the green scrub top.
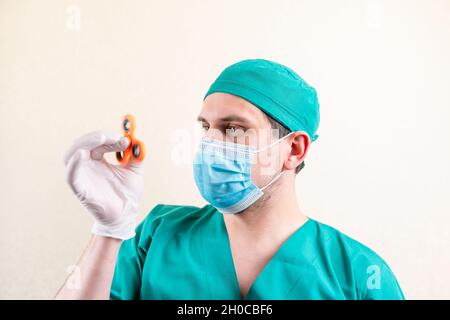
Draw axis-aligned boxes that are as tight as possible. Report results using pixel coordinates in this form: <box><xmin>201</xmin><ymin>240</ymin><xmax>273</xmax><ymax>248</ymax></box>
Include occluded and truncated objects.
<box><xmin>110</xmin><ymin>204</ymin><xmax>404</xmax><ymax>300</ymax></box>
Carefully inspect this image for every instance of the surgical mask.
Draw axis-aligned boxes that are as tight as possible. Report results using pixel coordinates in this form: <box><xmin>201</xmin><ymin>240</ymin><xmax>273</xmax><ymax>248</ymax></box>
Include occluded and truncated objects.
<box><xmin>193</xmin><ymin>132</ymin><xmax>294</xmax><ymax>214</ymax></box>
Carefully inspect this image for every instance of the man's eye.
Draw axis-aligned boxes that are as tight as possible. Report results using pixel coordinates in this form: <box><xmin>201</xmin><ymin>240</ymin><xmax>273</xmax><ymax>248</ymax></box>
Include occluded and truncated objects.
<box><xmin>226</xmin><ymin>125</ymin><xmax>244</xmax><ymax>136</ymax></box>
<box><xmin>201</xmin><ymin>124</ymin><xmax>210</xmax><ymax>131</ymax></box>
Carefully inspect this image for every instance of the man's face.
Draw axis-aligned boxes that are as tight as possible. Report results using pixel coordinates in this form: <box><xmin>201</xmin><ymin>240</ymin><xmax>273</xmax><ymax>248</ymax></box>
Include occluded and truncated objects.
<box><xmin>197</xmin><ymin>92</ymin><xmax>293</xmax><ymax>188</ymax></box>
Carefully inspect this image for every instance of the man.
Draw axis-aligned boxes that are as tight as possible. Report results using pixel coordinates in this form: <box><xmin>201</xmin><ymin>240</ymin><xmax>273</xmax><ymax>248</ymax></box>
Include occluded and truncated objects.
<box><xmin>56</xmin><ymin>59</ymin><xmax>404</xmax><ymax>299</ymax></box>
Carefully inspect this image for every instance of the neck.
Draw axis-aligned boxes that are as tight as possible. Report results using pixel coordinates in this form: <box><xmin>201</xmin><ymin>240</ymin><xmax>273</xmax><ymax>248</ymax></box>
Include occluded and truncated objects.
<box><xmin>222</xmin><ymin>172</ymin><xmax>308</xmax><ymax>242</ymax></box>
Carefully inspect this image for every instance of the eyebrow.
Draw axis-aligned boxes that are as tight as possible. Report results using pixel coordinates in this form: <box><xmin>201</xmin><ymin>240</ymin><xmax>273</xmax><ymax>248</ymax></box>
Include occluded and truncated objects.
<box><xmin>196</xmin><ymin>115</ymin><xmax>251</xmax><ymax>124</ymax></box>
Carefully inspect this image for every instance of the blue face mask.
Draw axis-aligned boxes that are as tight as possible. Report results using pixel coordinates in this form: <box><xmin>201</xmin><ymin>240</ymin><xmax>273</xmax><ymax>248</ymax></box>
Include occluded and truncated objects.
<box><xmin>193</xmin><ymin>132</ymin><xmax>294</xmax><ymax>214</ymax></box>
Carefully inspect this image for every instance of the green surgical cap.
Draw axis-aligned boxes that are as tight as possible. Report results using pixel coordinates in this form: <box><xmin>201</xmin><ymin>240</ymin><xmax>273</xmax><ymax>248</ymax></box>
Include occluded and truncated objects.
<box><xmin>203</xmin><ymin>59</ymin><xmax>320</xmax><ymax>142</ymax></box>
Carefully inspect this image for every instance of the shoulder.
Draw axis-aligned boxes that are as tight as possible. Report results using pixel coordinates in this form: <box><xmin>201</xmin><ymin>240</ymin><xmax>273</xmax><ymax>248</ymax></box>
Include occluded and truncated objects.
<box><xmin>310</xmin><ymin>219</ymin><xmax>405</xmax><ymax>299</ymax></box>
<box><xmin>135</xmin><ymin>203</ymin><xmax>216</xmax><ymax>243</ymax></box>
<box><xmin>142</xmin><ymin>203</ymin><xmax>205</xmax><ymax>222</ymax></box>
<box><xmin>312</xmin><ymin>219</ymin><xmax>386</xmax><ymax>265</ymax></box>
<box><xmin>141</xmin><ymin>203</ymin><xmax>215</xmax><ymax>225</ymax></box>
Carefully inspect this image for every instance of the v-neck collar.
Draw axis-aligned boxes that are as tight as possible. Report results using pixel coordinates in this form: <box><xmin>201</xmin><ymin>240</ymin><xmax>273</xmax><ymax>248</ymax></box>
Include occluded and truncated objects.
<box><xmin>215</xmin><ymin>210</ymin><xmax>315</xmax><ymax>300</ymax></box>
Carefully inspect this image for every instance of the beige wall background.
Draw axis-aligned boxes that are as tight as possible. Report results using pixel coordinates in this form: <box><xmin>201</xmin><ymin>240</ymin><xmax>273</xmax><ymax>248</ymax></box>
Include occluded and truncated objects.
<box><xmin>1</xmin><ymin>0</ymin><xmax>449</xmax><ymax>299</ymax></box>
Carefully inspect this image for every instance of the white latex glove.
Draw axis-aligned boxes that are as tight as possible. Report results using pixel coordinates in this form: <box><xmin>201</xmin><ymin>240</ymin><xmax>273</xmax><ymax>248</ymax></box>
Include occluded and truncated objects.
<box><xmin>63</xmin><ymin>130</ymin><xmax>144</xmax><ymax>240</ymax></box>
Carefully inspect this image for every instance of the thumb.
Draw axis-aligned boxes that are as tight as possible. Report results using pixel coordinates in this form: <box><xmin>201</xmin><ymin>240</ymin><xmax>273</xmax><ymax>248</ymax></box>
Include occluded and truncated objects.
<box><xmin>90</xmin><ymin>136</ymin><xmax>130</xmax><ymax>160</ymax></box>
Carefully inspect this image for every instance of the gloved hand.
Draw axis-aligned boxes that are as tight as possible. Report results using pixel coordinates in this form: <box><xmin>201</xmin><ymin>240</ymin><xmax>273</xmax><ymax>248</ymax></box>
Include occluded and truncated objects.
<box><xmin>63</xmin><ymin>130</ymin><xmax>144</xmax><ymax>240</ymax></box>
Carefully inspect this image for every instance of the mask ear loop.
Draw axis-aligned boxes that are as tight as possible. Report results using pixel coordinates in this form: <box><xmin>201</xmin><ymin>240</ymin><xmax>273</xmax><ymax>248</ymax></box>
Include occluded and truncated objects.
<box><xmin>256</xmin><ymin>131</ymin><xmax>295</xmax><ymax>191</ymax></box>
<box><xmin>254</xmin><ymin>131</ymin><xmax>295</xmax><ymax>153</ymax></box>
<box><xmin>260</xmin><ymin>170</ymin><xmax>285</xmax><ymax>191</ymax></box>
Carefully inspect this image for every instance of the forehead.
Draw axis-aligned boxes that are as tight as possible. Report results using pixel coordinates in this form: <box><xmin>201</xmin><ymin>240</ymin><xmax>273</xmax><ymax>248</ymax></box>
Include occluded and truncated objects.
<box><xmin>199</xmin><ymin>92</ymin><xmax>268</xmax><ymax>124</ymax></box>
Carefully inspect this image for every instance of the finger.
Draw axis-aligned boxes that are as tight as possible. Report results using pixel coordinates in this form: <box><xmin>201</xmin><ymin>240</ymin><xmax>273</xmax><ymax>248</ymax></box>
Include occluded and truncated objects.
<box><xmin>90</xmin><ymin>136</ymin><xmax>130</xmax><ymax>160</ymax></box>
<box><xmin>63</xmin><ymin>130</ymin><xmax>122</xmax><ymax>165</ymax></box>
<box><xmin>64</xmin><ymin>149</ymin><xmax>89</xmax><ymax>195</ymax></box>
<box><xmin>124</xmin><ymin>158</ymin><xmax>144</xmax><ymax>175</ymax></box>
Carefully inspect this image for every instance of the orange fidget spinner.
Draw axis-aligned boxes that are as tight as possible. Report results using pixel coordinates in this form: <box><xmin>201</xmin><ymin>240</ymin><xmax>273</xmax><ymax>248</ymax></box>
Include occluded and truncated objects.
<box><xmin>116</xmin><ymin>114</ymin><xmax>145</xmax><ymax>165</ymax></box>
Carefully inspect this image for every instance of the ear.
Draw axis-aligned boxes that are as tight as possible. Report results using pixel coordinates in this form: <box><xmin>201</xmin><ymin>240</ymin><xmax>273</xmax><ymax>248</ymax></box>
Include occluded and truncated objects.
<box><xmin>284</xmin><ymin>131</ymin><xmax>310</xmax><ymax>171</ymax></box>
